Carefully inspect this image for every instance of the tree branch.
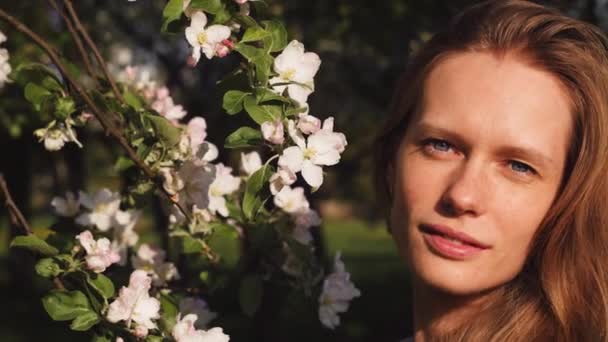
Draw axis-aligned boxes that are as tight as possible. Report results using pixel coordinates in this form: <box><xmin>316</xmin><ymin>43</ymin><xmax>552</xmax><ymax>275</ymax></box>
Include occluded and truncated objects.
<box><xmin>62</xmin><ymin>0</ymin><xmax>125</xmax><ymax>104</ymax></box>
<box><xmin>47</xmin><ymin>0</ymin><xmax>99</xmax><ymax>87</ymax></box>
<box><xmin>0</xmin><ymin>174</ymin><xmax>32</xmax><ymax>235</ymax></box>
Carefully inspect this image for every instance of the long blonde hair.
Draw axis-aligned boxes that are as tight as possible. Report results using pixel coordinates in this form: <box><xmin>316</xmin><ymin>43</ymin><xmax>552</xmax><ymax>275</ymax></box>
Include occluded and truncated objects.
<box><xmin>375</xmin><ymin>1</ymin><xmax>608</xmax><ymax>340</ymax></box>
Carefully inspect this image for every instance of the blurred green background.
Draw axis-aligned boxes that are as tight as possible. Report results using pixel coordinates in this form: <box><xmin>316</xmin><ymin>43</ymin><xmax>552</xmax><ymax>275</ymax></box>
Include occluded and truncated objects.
<box><xmin>0</xmin><ymin>0</ymin><xmax>602</xmax><ymax>341</ymax></box>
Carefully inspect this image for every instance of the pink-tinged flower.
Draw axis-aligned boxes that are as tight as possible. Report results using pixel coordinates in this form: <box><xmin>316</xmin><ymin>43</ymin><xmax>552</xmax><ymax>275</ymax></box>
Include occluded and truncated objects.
<box><xmin>208</xmin><ymin>164</ymin><xmax>241</xmax><ymax>217</ymax></box>
<box><xmin>131</xmin><ymin>243</ymin><xmax>180</xmax><ymax>286</ymax></box>
<box><xmin>297</xmin><ymin>114</ymin><xmax>321</xmax><ymax>135</ymax></box>
<box><xmin>318</xmin><ymin>252</ymin><xmax>361</xmax><ymax>329</ymax></box>
<box><xmin>185</xmin><ymin>11</ymin><xmax>232</xmax><ymax>64</ymax></box>
<box><xmin>187</xmin><ymin>117</ymin><xmax>208</xmax><ymax>151</ymax></box>
<box><xmin>273</xmin><ymin>186</ymin><xmax>309</xmax><ymax>214</ymax></box>
<box><xmin>278</xmin><ymin>119</ymin><xmax>347</xmax><ymax>188</ymax></box>
<box><xmin>172</xmin><ymin>314</ymin><xmax>230</xmax><ymax>342</ymax></box>
<box><xmin>269</xmin><ymin>40</ymin><xmax>321</xmax><ymax>107</ymax></box>
<box><xmin>107</xmin><ymin>270</ymin><xmax>161</xmax><ymax>332</ymax></box>
<box><xmin>51</xmin><ymin>191</ymin><xmax>80</xmax><ymax>217</ymax></box>
<box><xmin>240</xmin><ymin>151</ymin><xmax>262</xmax><ymax>176</ymax></box>
<box><xmin>179</xmin><ymin>297</ymin><xmax>218</xmax><ymax>329</ymax></box>
<box><xmin>292</xmin><ymin>209</ymin><xmax>321</xmax><ymax>245</ymax></box>
<box><xmin>112</xmin><ymin>210</ymin><xmax>140</xmax><ymax>266</ymax></box>
<box><xmin>76</xmin><ymin>189</ymin><xmax>121</xmax><ymax>231</ymax></box>
<box><xmin>269</xmin><ymin>167</ymin><xmax>297</xmax><ymax>195</ymax></box>
<box><xmin>151</xmin><ymin>95</ymin><xmax>187</xmax><ymax>122</ymax></box>
<box><xmin>76</xmin><ymin>230</ymin><xmax>121</xmax><ymax>273</ymax></box>
<box><xmin>261</xmin><ymin>120</ymin><xmax>284</xmax><ymax>145</ymax></box>
<box><xmin>234</xmin><ymin>0</ymin><xmax>248</xmax><ymax>4</ymax></box>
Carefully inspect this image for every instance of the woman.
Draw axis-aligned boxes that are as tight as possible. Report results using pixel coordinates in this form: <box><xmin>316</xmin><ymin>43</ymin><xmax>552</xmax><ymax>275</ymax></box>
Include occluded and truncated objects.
<box><xmin>375</xmin><ymin>1</ymin><xmax>608</xmax><ymax>341</ymax></box>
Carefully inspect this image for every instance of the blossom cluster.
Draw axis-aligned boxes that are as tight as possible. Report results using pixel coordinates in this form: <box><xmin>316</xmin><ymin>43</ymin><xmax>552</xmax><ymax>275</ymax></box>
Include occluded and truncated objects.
<box><xmin>0</xmin><ymin>31</ymin><xmax>11</xmax><ymax>88</ymax></box>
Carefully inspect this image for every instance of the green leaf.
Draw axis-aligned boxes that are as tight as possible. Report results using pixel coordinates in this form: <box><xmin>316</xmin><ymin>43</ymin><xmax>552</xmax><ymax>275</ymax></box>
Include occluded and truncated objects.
<box><xmin>241</xmin><ymin>26</ymin><xmax>271</xmax><ymax>43</ymax></box>
<box><xmin>146</xmin><ymin>114</ymin><xmax>182</xmax><ymax>147</ymax></box>
<box><xmin>42</xmin><ymin>290</ymin><xmax>91</xmax><ymax>321</ymax></box>
<box><xmin>145</xmin><ymin>336</ymin><xmax>164</xmax><ymax>342</ymax></box>
<box><xmin>239</xmin><ymin>275</ymin><xmax>264</xmax><ymax>317</ymax></box>
<box><xmin>88</xmin><ymin>273</ymin><xmax>115</xmax><ymax>299</ymax></box>
<box><xmin>190</xmin><ymin>0</ymin><xmax>223</xmax><ymax>14</ymax></box>
<box><xmin>235</xmin><ymin>43</ymin><xmax>263</xmax><ymax>62</ymax></box>
<box><xmin>159</xmin><ymin>293</ymin><xmax>179</xmax><ymax>332</ymax></box>
<box><xmin>255</xmin><ymin>88</ymin><xmax>292</xmax><ymax>104</ymax></box>
<box><xmin>162</xmin><ymin>0</ymin><xmax>184</xmax><ymax>32</ymax></box>
<box><xmin>123</xmin><ymin>90</ymin><xmax>144</xmax><ymax>111</ymax></box>
<box><xmin>234</xmin><ymin>14</ymin><xmax>258</xmax><ymax>28</ymax></box>
<box><xmin>54</xmin><ymin>97</ymin><xmax>76</xmax><ymax>120</ymax></box>
<box><xmin>70</xmin><ymin>311</ymin><xmax>99</xmax><ymax>331</ymax></box>
<box><xmin>114</xmin><ymin>156</ymin><xmax>135</xmax><ymax>172</ymax></box>
<box><xmin>253</xmin><ymin>54</ymin><xmax>274</xmax><ymax>85</ymax></box>
<box><xmin>14</xmin><ymin>62</ymin><xmax>63</xmax><ymax>86</ymax></box>
<box><xmin>262</xmin><ymin>20</ymin><xmax>288</xmax><ymax>52</ymax></box>
<box><xmin>242</xmin><ymin>164</ymin><xmax>273</xmax><ymax>220</ymax></box>
<box><xmin>91</xmin><ymin>332</ymin><xmax>114</xmax><ymax>342</ymax></box>
<box><xmin>243</xmin><ymin>96</ymin><xmax>280</xmax><ymax>124</ymax></box>
<box><xmin>35</xmin><ymin>257</ymin><xmax>63</xmax><ymax>278</ymax></box>
<box><xmin>11</xmin><ymin>235</ymin><xmax>59</xmax><ymax>256</ymax></box>
<box><xmin>212</xmin><ymin>8</ymin><xmax>231</xmax><ymax>24</ymax></box>
<box><xmin>24</xmin><ymin>83</ymin><xmax>52</xmax><ymax>111</ymax></box>
<box><xmin>180</xmin><ymin>235</ymin><xmax>204</xmax><ymax>254</ymax></box>
<box><xmin>224</xmin><ymin>126</ymin><xmax>263</xmax><ymax>149</ymax></box>
<box><xmin>41</xmin><ymin>76</ymin><xmax>63</xmax><ymax>92</ymax></box>
<box><xmin>223</xmin><ymin>90</ymin><xmax>250</xmax><ymax>115</ymax></box>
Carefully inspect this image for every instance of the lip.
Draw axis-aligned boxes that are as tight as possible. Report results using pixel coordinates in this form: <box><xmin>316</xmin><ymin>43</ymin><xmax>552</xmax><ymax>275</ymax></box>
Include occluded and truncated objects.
<box><xmin>420</xmin><ymin>224</ymin><xmax>491</xmax><ymax>260</ymax></box>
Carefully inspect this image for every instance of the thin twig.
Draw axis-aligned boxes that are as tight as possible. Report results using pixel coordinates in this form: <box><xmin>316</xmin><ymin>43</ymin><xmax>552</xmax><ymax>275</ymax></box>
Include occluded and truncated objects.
<box><xmin>0</xmin><ymin>174</ymin><xmax>32</xmax><ymax>235</ymax></box>
<box><xmin>62</xmin><ymin>0</ymin><xmax>125</xmax><ymax>103</ymax></box>
<box><xmin>0</xmin><ymin>8</ymin><xmax>194</xmax><ymax>224</ymax></box>
<box><xmin>47</xmin><ymin>0</ymin><xmax>99</xmax><ymax>87</ymax></box>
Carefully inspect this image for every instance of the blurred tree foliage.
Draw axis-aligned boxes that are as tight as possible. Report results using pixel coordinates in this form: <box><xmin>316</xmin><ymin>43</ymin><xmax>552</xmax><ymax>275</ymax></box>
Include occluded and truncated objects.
<box><xmin>1</xmin><ymin>0</ymin><xmax>606</xmax><ymax>341</ymax></box>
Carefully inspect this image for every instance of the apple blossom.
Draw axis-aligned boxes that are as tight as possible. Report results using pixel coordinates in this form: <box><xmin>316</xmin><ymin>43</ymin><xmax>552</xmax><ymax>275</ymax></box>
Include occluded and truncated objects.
<box><xmin>185</xmin><ymin>11</ymin><xmax>231</xmax><ymax>64</ymax></box>
<box><xmin>297</xmin><ymin>114</ymin><xmax>321</xmax><ymax>135</ymax></box>
<box><xmin>151</xmin><ymin>91</ymin><xmax>187</xmax><ymax>122</ymax></box>
<box><xmin>269</xmin><ymin>40</ymin><xmax>321</xmax><ymax>107</ymax></box>
<box><xmin>112</xmin><ymin>210</ymin><xmax>141</xmax><ymax>265</ymax></box>
<box><xmin>0</xmin><ymin>31</ymin><xmax>11</xmax><ymax>88</ymax></box>
<box><xmin>34</xmin><ymin>120</ymin><xmax>83</xmax><ymax>152</ymax></box>
<box><xmin>76</xmin><ymin>230</ymin><xmax>121</xmax><ymax>273</ymax></box>
<box><xmin>269</xmin><ymin>167</ymin><xmax>297</xmax><ymax>195</ymax></box>
<box><xmin>179</xmin><ymin>297</ymin><xmax>218</xmax><ymax>328</ymax></box>
<box><xmin>172</xmin><ymin>314</ymin><xmax>230</xmax><ymax>342</ymax></box>
<box><xmin>107</xmin><ymin>270</ymin><xmax>161</xmax><ymax>332</ymax></box>
<box><xmin>278</xmin><ymin>119</ymin><xmax>347</xmax><ymax>188</ymax></box>
<box><xmin>273</xmin><ymin>186</ymin><xmax>309</xmax><ymax>214</ymax></box>
<box><xmin>292</xmin><ymin>209</ymin><xmax>321</xmax><ymax>245</ymax></box>
<box><xmin>189</xmin><ymin>204</ymin><xmax>214</xmax><ymax>235</ymax></box>
<box><xmin>76</xmin><ymin>188</ymin><xmax>122</xmax><ymax>231</ymax></box>
<box><xmin>187</xmin><ymin>117</ymin><xmax>208</xmax><ymax>150</ymax></box>
<box><xmin>261</xmin><ymin>120</ymin><xmax>285</xmax><ymax>145</ymax></box>
<box><xmin>208</xmin><ymin>164</ymin><xmax>241</xmax><ymax>217</ymax></box>
<box><xmin>51</xmin><ymin>191</ymin><xmax>80</xmax><ymax>217</ymax></box>
<box><xmin>318</xmin><ymin>252</ymin><xmax>361</xmax><ymax>329</ymax></box>
<box><xmin>160</xmin><ymin>167</ymin><xmax>185</xmax><ymax>198</ymax></box>
<box><xmin>240</xmin><ymin>151</ymin><xmax>262</xmax><ymax>176</ymax></box>
<box><xmin>132</xmin><ymin>243</ymin><xmax>180</xmax><ymax>286</ymax></box>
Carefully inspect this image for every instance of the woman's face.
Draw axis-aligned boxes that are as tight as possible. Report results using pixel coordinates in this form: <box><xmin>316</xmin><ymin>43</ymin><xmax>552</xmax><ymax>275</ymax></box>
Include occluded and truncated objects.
<box><xmin>390</xmin><ymin>51</ymin><xmax>572</xmax><ymax>295</ymax></box>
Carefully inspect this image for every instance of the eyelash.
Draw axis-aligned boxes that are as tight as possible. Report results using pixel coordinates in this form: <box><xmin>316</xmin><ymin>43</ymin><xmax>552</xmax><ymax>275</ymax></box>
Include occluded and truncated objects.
<box><xmin>420</xmin><ymin>138</ymin><xmax>538</xmax><ymax>176</ymax></box>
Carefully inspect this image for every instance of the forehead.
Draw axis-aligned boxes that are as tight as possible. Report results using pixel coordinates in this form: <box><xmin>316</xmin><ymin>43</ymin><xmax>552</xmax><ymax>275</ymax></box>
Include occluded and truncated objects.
<box><xmin>414</xmin><ymin>51</ymin><xmax>573</xmax><ymax>160</ymax></box>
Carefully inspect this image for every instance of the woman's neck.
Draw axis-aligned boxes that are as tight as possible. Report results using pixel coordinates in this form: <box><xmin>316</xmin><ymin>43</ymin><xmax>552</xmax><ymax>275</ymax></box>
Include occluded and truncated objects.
<box><xmin>411</xmin><ymin>278</ymin><xmax>494</xmax><ymax>341</ymax></box>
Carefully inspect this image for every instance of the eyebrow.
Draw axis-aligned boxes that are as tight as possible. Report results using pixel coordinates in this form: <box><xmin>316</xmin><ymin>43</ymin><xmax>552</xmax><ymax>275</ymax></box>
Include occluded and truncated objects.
<box><xmin>413</xmin><ymin>122</ymin><xmax>556</xmax><ymax>170</ymax></box>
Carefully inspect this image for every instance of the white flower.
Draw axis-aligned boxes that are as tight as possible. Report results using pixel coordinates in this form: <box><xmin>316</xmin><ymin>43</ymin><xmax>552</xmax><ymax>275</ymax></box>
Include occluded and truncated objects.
<box><xmin>273</xmin><ymin>186</ymin><xmax>309</xmax><ymax>214</ymax></box>
<box><xmin>187</xmin><ymin>117</ymin><xmax>208</xmax><ymax>151</ymax></box>
<box><xmin>76</xmin><ymin>189</ymin><xmax>121</xmax><ymax>231</ymax></box>
<box><xmin>185</xmin><ymin>11</ymin><xmax>231</xmax><ymax>64</ymax></box>
<box><xmin>0</xmin><ymin>32</ymin><xmax>11</xmax><ymax>89</ymax></box>
<box><xmin>160</xmin><ymin>167</ymin><xmax>185</xmax><ymax>197</ymax></box>
<box><xmin>179</xmin><ymin>297</ymin><xmax>218</xmax><ymax>329</ymax></box>
<box><xmin>151</xmin><ymin>93</ymin><xmax>187</xmax><ymax>122</ymax></box>
<box><xmin>76</xmin><ymin>230</ymin><xmax>121</xmax><ymax>273</ymax></box>
<box><xmin>208</xmin><ymin>164</ymin><xmax>241</xmax><ymax>217</ymax></box>
<box><xmin>292</xmin><ymin>209</ymin><xmax>321</xmax><ymax>245</ymax></box>
<box><xmin>51</xmin><ymin>191</ymin><xmax>80</xmax><ymax>217</ymax></box>
<box><xmin>240</xmin><ymin>151</ymin><xmax>262</xmax><ymax>176</ymax></box>
<box><xmin>269</xmin><ymin>40</ymin><xmax>321</xmax><ymax>107</ymax></box>
<box><xmin>194</xmin><ymin>141</ymin><xmax>219</xmax><ymax>164</ymax></box>
<box><xmin>318</xmin><ymin>252</ymin><xmax>361</xmax><ymax>329</ymax></box>
<box><xmin>261</xmin><ymin>120</ymin><xmax>284</xmax><ymax>145</ymax></box>
<box><xmin>131</xmin><ymin>243</ymin><xmax>180</xmax><ymax>286</ymax></box>
<box><xmin>172</xmin><ymin>314</ymin><xmax>230</xmax><ymax>342</ymax></box>
<box><xmin>34</xmin><ymin>120</ymin><xmax>83</xmax><ymax>152</ymax></box>
<box><xmin>107</xmin><ymin>270</ymin><xmax>161</xmax><ymax>331</ymax></box>
<box><xmin>297</xmin><ymin>114</ymin><xmax>321</xmax><ymax>135</ymax></box>
<box><xmin>189</xmin><ymin>205</ymin><xmax>214</xmax><ymax>235</ymax></box>
<box><xmin>278</xmin><ymin>119</ymin><xmax>347</xmax><ymax>188</ymax></box>
<box><xmin>269</xmin><ymin>167</ymin><xmax>296</xmax><ymax>195</ymax></box>
<box><xmin>112</xmin><ymin>210</ymin><xmax>141</xmax><ymax>265</ymax></box>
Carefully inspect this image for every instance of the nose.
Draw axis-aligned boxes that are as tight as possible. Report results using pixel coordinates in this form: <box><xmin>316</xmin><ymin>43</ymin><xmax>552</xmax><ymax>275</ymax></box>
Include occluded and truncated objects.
<box><xmin>438</xmin><ymin>160</ymin><xmax>487</xmax><ymax>217</ymax></box>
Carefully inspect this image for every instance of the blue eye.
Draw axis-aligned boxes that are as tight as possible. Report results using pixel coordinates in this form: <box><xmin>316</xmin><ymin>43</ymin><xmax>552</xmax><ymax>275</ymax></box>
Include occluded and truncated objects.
<box><xmin>509</xmin><ymin>160</ymin><xmax>535</xmax><ymax>174</ymax></box>
<box><xmin>426</xmin><ymin>139</ymin><xmax>452</xmax><ymax>152</ymax></box>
